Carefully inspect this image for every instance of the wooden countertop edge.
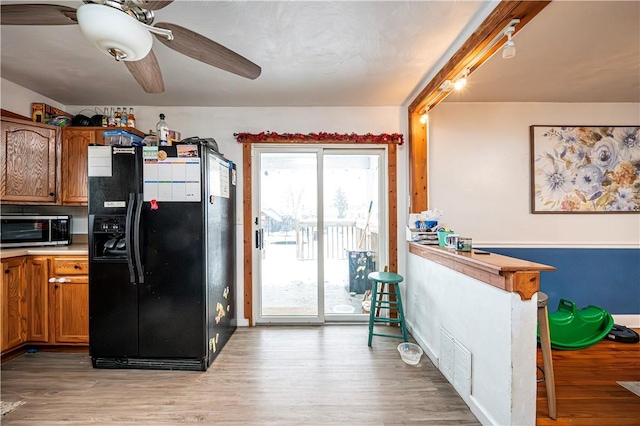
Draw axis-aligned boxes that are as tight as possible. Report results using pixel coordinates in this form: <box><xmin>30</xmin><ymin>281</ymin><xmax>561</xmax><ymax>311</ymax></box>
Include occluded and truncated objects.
<box><xmin>408</xmin><ymin>243</ymin><xmax>556</xmax><ymax>300</ymax></box>
<box><xmin>1</xmin><ymin>244</ymin><xmax>89</xmax><ymax>260</ymax></box>
<box><xmin>408</xmin><ymin>243</ymin><xmax>555</xmax><ymax>272</ymax></box>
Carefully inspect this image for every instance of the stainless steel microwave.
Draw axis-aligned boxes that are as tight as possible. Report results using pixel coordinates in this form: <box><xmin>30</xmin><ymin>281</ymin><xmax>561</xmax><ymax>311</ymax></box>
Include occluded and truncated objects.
<box><xmin>0</xmin><ymin>215</ymin><xmax>72</xmax><ymax>248</ymax></box>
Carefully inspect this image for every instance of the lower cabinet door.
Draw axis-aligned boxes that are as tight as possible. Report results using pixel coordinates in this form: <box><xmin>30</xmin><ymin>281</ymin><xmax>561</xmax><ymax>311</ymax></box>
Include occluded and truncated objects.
<box><xmin>1</xmin><ymin>258</ymin><xmax>26</xmax><ymax>352</ymax></box>
<box><xmin>51</xmin><ymin>276</ymin><xmax>89</xmax><ymax>344</ymax></box>
<box><xmin>26</xmin><ymin>257</ymin><xmax>49</xmax><ymax>343</ymax></box>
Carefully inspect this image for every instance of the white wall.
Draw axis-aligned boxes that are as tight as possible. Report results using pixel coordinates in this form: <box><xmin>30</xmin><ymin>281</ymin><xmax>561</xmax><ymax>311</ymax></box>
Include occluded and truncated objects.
<box><xmin>1</xmin><ymin>78</ymin><xmax>66</xmax><ymax>118</ymax></box>
<box><xmin>428</xmin><ymin>102</ymin><xmax>640</xmax><ymax>247</ymax></box>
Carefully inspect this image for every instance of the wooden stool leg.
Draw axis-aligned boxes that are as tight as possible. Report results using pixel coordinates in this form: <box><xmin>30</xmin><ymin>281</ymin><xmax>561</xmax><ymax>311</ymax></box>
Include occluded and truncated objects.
<box><xmin>538</xmin><ymin>303</ymin><xmax>557</xmax><ymax>420</ymax></box>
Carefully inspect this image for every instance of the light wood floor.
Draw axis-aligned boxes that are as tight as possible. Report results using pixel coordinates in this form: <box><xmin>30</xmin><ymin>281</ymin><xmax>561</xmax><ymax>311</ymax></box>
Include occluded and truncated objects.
<box><xmin>3</xmin><ymin>325</ymin><xmax>638</xmax><ymax>425</ymax></box>
<box><xmin>1</xmin><ymin>326</ymin><xmax>479</xmax><ymax>425</ymax></box>
<box><xmin>536</xmin><ymin>330</ymin><xmax>640</xmax><ymax>425</ymax></box>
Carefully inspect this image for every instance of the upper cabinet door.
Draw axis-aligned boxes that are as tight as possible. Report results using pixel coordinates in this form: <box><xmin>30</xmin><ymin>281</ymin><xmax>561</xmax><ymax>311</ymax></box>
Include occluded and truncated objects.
<box><xmin>61</xmin><ymin>128</ymin><xmax>96</xmax><ymax>205</ymax></box>
<box><xmin>1</xmin><ymin>118</ymin><xmax>58</xmax><ymax>204</ymax></box>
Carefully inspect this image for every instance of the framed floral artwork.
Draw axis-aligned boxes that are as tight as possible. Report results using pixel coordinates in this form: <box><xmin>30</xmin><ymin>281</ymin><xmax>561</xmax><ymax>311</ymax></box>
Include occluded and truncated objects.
<box><xmin>530</xmin><ymin>126</ymin><xmax>639</xmax><ymax>213</ymax></box>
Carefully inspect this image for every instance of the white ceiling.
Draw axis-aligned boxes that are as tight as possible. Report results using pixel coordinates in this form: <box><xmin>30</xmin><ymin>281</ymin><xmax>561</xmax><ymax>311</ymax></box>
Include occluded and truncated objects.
<box><xmin>0</xmin><ymin>0</ymin><xmax>491</xmax><ymax>107</ymax></box>
<box><xmin>446</xmin><ymin>0</ymin><xmax>640</xmax><ymax>103</ymax></box>
<box><xmin>1</xmin><ymin>1</ymin><xmax>638</xmax><ymax>108</ymax></box>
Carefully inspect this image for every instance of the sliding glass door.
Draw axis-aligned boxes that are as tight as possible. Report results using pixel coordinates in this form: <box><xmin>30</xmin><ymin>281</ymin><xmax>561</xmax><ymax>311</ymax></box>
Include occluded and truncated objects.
<box><xmin>254</xmin><ymin>146</ymin><xmax>386</xmax><ymax>324</ymax></box>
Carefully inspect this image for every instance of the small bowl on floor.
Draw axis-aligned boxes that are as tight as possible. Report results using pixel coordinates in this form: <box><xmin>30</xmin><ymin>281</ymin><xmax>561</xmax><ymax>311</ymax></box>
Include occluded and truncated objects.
<box><xmin>398</xmin><ymin>342</ymin><xmax>423</xmax><ymax>365</ymax></box>
<box><xmin>333</xmin><ymin>304</ymin><xmax>356</xmax><ymax>313</ymax></box>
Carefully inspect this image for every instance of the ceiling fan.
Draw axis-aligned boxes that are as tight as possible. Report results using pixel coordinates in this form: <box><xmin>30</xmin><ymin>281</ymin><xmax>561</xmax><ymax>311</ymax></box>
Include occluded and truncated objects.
<box><xmin>0</xmin><ymin>0</ymin><xmax>262</xmax><ymax>93</ymax></box>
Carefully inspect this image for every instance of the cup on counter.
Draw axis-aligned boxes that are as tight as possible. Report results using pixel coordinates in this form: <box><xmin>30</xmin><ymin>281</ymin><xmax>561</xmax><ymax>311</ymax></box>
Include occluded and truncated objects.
<box><xmin>456</xmin><ymin>237</ymin><xmax>472</xmax><ymax>252</ymax></box>
<box><xmin>437</xmin><ymin>230</ymin><xmax>453</xmax><ymax>247</ymax></box>
<box><xmin>444</xmin><ymin>233</ymin><xmax>459</xmax><ymax>249</ymax></box>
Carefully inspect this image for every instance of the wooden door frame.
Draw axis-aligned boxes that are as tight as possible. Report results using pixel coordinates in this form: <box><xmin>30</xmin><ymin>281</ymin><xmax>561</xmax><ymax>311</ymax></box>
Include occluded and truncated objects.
<box><xmin>237</xmin><ymin>137</ymin><xmax>399</xmax><ymax>325</ymax></box>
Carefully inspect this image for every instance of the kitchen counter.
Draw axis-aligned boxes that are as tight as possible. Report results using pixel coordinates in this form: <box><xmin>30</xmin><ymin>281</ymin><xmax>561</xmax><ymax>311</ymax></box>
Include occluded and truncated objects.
<box><xmin>406</xmin><ymin>243</ymin><xmax>556</xmax><ymax>425</ymax></box>
<box><xmin>1</xmin><ymin>243</ymin><xmax>88</xmax><ymax>259</ymax></box>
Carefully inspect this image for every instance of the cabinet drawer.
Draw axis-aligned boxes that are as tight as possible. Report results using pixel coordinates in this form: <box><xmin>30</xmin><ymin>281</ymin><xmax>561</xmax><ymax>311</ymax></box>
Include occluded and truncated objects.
<box><xmin>53</xmin><ymin>258</ymin><xmax>88</xmax><ymax>275</ymax></box>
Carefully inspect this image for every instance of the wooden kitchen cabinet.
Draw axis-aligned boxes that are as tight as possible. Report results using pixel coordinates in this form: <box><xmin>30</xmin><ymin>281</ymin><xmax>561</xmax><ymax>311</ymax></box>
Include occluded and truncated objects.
<box><xmin>1</xmin><ymin>257</ymin><xmax>26</xmax><ymax>353</ymax></box>
<box><xmin>1</xmin><ymin>255</ymin><xmax>89</xmax><ymax>354</ymax></box>
<box><xmin>0</xmin><ymin>117</ymin><xmax>59</xmax><ymax>204</ymax></box>
<box><xmin>61</xmin><ymin>127</ymin><xmax>144</xmax><ymax>205</ymax></box>
<box><xmin>60</xmin><ymin>127</ymin><xmax>98</xmax><ymax>205</ymax></box>
<box><xmin>49</xmin><ymin>257</ymin><xmax>89</xmax><ymax>344</ymax></box>
<box><xmin>25</xmin><ymin>257</ymin><xmax>50</xmax><ymax>343</ymax></box>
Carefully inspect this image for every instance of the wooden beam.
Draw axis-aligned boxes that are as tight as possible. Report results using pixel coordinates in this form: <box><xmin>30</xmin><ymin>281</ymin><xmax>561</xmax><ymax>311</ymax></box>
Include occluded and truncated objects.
<box><xmin>408</xmin><ymin>111</ymin><xmax>428</xmax><ymax>213</ymax></box>
<box><xmin>409</xmin><ymin>1</ymin><xmax>551</xmax><ymax>113</ymax></box>
<box><xmin>407</xmin><ymin>0</ymin><xmax>551</xmax><ymax>212</ymax></box>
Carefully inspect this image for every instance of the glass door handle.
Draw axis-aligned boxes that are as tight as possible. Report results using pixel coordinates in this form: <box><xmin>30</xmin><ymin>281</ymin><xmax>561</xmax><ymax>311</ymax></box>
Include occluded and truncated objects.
<box><xmin>255</xmin><ymin>229</ymin><xmax>264</xmax><ymax>249</ymax></box>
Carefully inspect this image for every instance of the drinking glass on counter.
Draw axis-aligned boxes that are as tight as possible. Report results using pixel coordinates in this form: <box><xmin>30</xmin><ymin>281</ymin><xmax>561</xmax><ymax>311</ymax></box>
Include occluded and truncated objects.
<box><xmin>456</xmin><ymin>237</ymin><xmax>472</xmax><ymax>252</ymax></box>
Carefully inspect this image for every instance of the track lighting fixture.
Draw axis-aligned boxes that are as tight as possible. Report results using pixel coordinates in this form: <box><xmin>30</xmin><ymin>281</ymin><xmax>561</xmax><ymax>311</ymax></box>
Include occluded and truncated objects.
<box><xmin>502</xmin><ymin>22</ymin><xmax>518</xmax><ymax>59</ymax></box>
<box><xmin>453</xmin><ymin>69</ymin><xmax>469</xmax><ymax>90</ymax></box>
<box><xmin>439</xmin><ymin>80</ymin><xmax>453</xmax><ymax>92</ymax></box>
<box><xmin>412</xmin><ymin>18</ymin><xmax>520</xmax><ymax>116</ymax></box>
<box><xmin>416</xmin><ymin>104</ymin><xmax>431</xmax><ymax>125</ymax></box>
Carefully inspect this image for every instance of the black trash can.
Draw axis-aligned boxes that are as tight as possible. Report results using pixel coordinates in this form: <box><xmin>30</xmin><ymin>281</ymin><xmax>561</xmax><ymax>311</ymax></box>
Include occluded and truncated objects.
<box><xmin>347</xmin><ymin>250</ymin><xmax>376</xmax><ymax>294</ymax></box>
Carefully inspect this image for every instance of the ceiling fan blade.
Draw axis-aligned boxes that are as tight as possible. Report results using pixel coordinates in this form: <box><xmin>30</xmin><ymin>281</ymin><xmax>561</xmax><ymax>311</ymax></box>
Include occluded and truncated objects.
<box><xmin>141</xmin><ymin>1</ymin><xmax>174</xmax><ymax>11</ymax></box>
<box><xmin>0</xmin><ymin>4</ymin><xmax>77</xmax><ymax>25</ymax></box>
<box><xmin>153</xmin><ymin>22</ymin><xmax>261</xmax><ymax>80</ymax></box>
<box><xmin>124</xmin><ymin>49</ymin><xmax>165</xmax><ymax>94</ymax></box>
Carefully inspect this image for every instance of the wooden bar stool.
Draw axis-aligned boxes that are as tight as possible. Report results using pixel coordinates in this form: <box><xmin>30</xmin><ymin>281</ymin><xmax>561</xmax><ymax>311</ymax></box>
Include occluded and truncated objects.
<box><xmin>538</xmin><ymin>291</ymin><xmax>557</xmax><ymax>420</ymax></box>
<box><xmin>367</xmin><ymin>271</ymin><xmax>408</xmax><ymax>346</ymax></box>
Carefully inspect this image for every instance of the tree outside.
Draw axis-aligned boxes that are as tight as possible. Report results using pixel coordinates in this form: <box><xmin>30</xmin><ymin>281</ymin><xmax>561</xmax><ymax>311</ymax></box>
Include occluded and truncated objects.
<box><xmin>333</xmin><ymin>187</ymin><xmax>348</xmax><ymax>218</ymax></box>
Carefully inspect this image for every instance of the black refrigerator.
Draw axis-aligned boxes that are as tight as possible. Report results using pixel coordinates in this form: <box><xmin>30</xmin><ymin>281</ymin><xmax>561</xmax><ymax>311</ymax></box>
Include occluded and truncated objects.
<box><xmin>87</xmin><ymin>142</ymin><xmax>236</xmax><ymax>371</ymax></box>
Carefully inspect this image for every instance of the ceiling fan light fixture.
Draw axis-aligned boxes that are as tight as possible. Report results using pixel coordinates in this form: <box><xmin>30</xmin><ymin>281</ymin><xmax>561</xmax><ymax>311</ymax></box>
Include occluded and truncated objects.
<box><xmin>77</xmin><ymin>4</ymin><xmax>152</xmax><ymax>62</ymax></box>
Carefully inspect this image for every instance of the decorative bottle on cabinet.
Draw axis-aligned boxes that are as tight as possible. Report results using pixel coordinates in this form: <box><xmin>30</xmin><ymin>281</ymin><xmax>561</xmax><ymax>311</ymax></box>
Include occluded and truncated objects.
<box><xmin>108</xmin><ymin>108</ymin><xmax>116</xmax><ymax>127</ymax></box>
<box><xmin>114</xmin><ymin>108</ymin><xmax>121</xmax><ymax>127</ymax></box>
<box><xmin>120</xmin><ymin>107</ymin><xmax>128</xmax><ymax>127</ymax></box>
<box><xmin>156</xmin><ymin>114</ymin><xmax>169</xmax><ymax>146</ymax></box>
<box><xmin>127</xmin><ymin>108</ymin><xmax>135</xmax><ymax>128</ymax></box>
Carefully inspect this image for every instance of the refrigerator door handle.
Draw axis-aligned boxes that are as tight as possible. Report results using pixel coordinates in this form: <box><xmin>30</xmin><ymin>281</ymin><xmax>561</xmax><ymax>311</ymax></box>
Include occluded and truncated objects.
<box><xmin>125</xmin><ymin>193</ymin><xmax>136</xmax><ymax>283</ymax></box>
<box><xmin>134</xmin><ymin>193</ymin><xmax>144</xmax><ymax>284</ymax></box>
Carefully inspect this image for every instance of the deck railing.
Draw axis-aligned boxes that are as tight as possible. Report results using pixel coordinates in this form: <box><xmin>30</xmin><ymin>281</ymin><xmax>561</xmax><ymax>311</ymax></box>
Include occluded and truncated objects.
<box><xmin>295</xmin><ymin>219</ymin><xmax>378</xmax><ymax>260</ymax></box>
